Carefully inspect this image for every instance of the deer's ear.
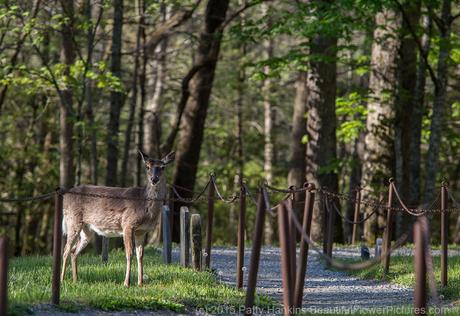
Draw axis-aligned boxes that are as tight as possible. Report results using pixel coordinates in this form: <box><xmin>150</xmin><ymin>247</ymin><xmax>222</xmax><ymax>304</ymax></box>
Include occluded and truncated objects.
<box><xmin>162</xmin><ymin>151</ymin><xmax>175</xmax><ymax>165</ymax></box>
<box><xmin>138</xmin><ymin>150</ymin><xmax>149</xmax><ymax>164</ymax></box>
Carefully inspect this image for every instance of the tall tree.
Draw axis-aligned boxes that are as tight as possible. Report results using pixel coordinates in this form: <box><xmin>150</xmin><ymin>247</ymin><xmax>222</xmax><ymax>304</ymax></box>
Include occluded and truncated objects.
<box><xmin>105</xmin><ymin>0</ymin><xmax>124</xmax><ymax>187</ymax></box>
<box><xmin>288</xmin><ymin>71</ymin><xmax>307</xmax><ymax>220</ymax></box>
<box><xmin>423</xmin><ymin>0</ymin><xmax>454</xmax><ymax>203</ymax></box>
<box><xmin>143</xmin><ymin>4</ymin><xmax>169</xmax><ymax>159</ymax></box>
<box><xmin>362</xmin><ymin>8</ymin><xmax>401</xmax><ymax>242</ymax></box>
<box><xmin>172</xmin><ymin>0</ymin><xmax>230</xmax><ymax>240</ymax></box>
<box><xmin>59</xmin><ymin>0</ymin><xmax>76</xmax><ymax>189</ymax></box>
<box><xmin>305</xmin><ymin>0</ymin><xmax>340</xmax><ymax>242</ymax></box>
<box><xmin>263</xmin><ymin>3</ymin><xmax>275</xmax><ymax>245</ymax></box>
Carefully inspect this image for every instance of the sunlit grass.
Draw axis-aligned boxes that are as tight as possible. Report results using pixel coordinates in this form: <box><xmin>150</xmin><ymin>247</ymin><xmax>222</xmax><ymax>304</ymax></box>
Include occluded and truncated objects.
<box><xmin>8</xmin><ymin>248</ymin><xmax>275</xmax><ymax>315</ymax></box>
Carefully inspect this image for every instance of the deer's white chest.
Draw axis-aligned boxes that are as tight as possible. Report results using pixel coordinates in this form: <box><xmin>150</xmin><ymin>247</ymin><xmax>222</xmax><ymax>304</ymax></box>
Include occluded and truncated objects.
<box><xmin>89</xmin><ymin>225</ymin><xmax>123</xmax><ymax>237</ymax></box>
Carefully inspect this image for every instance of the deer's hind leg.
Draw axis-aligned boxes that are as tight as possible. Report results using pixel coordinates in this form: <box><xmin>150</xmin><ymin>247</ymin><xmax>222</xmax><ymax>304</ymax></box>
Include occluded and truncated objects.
<box><xmin>71</xmin><ymin>225</ymin><xmax>92</xmax><ymax>282</ymax></box>
<box><xmin>61</xmin><ymin>217</ymin><xmax>82</xmax><ymax>282</ymax></box>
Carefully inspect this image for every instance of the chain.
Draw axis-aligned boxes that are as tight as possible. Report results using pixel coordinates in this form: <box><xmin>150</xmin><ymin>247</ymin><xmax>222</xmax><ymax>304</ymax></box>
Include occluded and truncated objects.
<box><xmin>0</xmin><ymin>191</ymin><xmax>55</xmax><ymax>203</ymax></box>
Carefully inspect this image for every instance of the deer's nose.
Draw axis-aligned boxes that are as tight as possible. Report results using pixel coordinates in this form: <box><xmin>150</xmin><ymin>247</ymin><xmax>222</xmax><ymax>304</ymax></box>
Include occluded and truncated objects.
<box><xmin>151</xmin><ymin>176</ymin><xmax>160</xmax><ymax>184</ymax></box>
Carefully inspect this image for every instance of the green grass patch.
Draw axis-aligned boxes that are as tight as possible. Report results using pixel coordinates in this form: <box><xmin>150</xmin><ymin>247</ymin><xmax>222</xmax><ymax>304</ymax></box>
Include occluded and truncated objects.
<box><xmin>332</xmin><ymin>254</ymin><xmax>460</xmax><ymax>301</ymax></box>
<box><xmin>8</xmin><ymin>248</ymin><xmax>276</xmax><ymax>315</ymax></box>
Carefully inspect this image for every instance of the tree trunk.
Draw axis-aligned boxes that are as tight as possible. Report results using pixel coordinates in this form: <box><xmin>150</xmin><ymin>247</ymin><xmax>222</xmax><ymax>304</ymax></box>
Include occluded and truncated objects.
<box><xmin>105</xmin><ymin>0</ymin><xmax>124</xmax><ymax>187</ymax></box>
<box><xmin>263</xmin><ymin>28</ymin><xmax>275</xmax><ymax>245</ymax></box>
<box><xmin>305</xmin><ymin>7</ymin><xmax>340</xmax><ymax>242</ymax></box>
<box><xmin>172</xmin><ymin>0</ymin><xmax>230</xmax><ymax>242</ymax></box>
<box><xmin>289</xmin><ymin>71</ymin><xmax>307</xmax><ymax>239</ymax></box>
<box><xmin>394</xmin><ymin>0</ymin><xmax>420</xmax><ymax>235</ymax></box>
<box><xmin>409</xmin><ymin>14</ymin><xmax>432</xmax><ymax>206</ymax></box>
<box><xmin>362</xmin><ymin>9</ymin><xmax>401</xmax><ymax>243</ymax></box>
<box><xmin>423</xmin><ymin>0</ymin><xmax>452</xmax><ymax>204</ymax></box>
<box><xmin>143</xmin><ymin>4</ymin><xmax>169</xmax><ymax>159</ymax></box>
<box><xmin>137</xmin><ymin>0</ymin><xmax>147</xmax><ymax>186</ymax></box>
<box><xmin>59</xmin><ymin>0</ymin><xmax>76</xmax><ymax>190</ymax></box>
<box><xmin>121</xmin><ymin>3</ymin><xmax>143</xmax><ymax>187</ymax></box>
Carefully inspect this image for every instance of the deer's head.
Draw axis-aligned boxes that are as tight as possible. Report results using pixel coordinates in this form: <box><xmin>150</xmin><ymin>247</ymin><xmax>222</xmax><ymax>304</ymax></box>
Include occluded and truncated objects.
<box><xmin>139</xmin><ymin>150</ymin><xmax>175</xmax><ymax>186</ymax></box>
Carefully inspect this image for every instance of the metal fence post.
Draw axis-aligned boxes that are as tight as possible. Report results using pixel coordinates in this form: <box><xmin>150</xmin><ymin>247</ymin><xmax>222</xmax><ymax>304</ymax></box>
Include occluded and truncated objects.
<box><xmin>0</xmin><ymin>236</ymin><xmax>8</xmax><ymax>316</ymax></box>
<box><xmin>190</xmin><ymin>214</ymin><xmax>202</xmax><ymax>271</ymax></box>
<box><xmin>162</xmin><ymin>205</ymin><xmax>172</xmax><ymax>264</ymax></box>
<box><xmin>244</xmin><ymin>188</ymin><xmax>266</xmax><ymax>316</ymax></box>
<box><xmin>383</xmin><ymin>178</ymin><xmax>394</xmax><ymax>275</ymax></box>
<box><xmin>351</xmin><ymin>186</ymin><xmax>362</xmax><ymax>245</ymax></box>
<box><xmin>180</xmin><ymin>207</ymin><xmax>190</xmax><ymax>267</ymax></box>
<box><xmin>278</xmin><ymin>202</ymin><xmax>293</xmax><ymax>315</ymax></box>
<box><xmin>236</xmin><ymin>182</ymin><xmax>246</xmax><ymax>289</ymax></box>
<box><xmin>414</xmin><ymin>217</ymin><xmax>427</xmax><ymax>314</ymax></box>
<box><xmin>294</xmin><ymin>183</ymin><xmax>315</xmax><ymax>309</ymax></box>
<box><xmin>205</xmin><ymin>176</ymin><xmax>215</xmax><ymax>269</ymax></box>
<box><xmin>52</xmin><ymin>189</ymin><xmax>63</xmax><ymax>305</ymax></box>
<box><xmin>441</xmin><ymin>181</ymin><xmax>448</xmax><ymax>287</ymax></box>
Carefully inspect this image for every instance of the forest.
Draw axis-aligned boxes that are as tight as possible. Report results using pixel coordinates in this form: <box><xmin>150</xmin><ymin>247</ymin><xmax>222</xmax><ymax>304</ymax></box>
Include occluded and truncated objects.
<box><xmin>0</xmin><ymin>0</ymin><xmax>460</xmax><ymax>255</ymax></box>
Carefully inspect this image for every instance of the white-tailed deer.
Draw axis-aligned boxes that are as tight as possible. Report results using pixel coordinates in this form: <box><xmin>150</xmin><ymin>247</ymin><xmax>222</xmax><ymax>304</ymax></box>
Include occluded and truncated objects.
<box><xmin>61</xmin><ymin>151</ymin><xmax>175</xmax><ymax>286</ymax></box>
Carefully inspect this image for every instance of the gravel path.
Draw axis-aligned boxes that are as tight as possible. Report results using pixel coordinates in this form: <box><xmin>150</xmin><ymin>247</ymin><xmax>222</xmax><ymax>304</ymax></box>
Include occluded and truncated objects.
<box><xmin>198</xmin><ymin>246</ymin><xmax>413</xmax><ymax>309</ymax></box>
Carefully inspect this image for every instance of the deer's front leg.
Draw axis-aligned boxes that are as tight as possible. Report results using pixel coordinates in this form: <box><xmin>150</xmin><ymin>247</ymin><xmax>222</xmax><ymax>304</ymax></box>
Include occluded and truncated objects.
<box><xmin>135</xmin><ymin>233</ymin><xmax>146</xmax><ymax>286</ymax></box>
<box><xmin>123</xmin><ymin>228</ymin><xmax>134</xmax><ymax>287</ymax></box>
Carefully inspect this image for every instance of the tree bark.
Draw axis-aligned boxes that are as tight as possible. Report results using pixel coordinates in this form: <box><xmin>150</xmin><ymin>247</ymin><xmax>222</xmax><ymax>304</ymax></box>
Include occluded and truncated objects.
<box><xmin>305</xmin><ymin>6</ymin><xmax>340</xmax><ymax>242</ymax></box>
<box><xmin>172</xmin><ymin>0</ymin><xmax>230</xmax><ymax>242</ymax></box>
<box><xmin>143</xmin><ymin>4</ymin><xmax>169</xmax><ymax>159</ymax></box>
<box><xmin>105</xmin><ymin>0</ymin><xmax>124</xmax><ymax>187</ymax></box>
<box><xmin>394</xmin><ymin>0</ymin><xmax>420</xmax><ymax>235</ymax></box>
<box><xmin>362</xmin><ymin>9</ymin><xmax>401</xmax><ymax>243</ymax></box>
<box><xmin>423</xmin><ymin>0</ymin><xmax>452</xmax><ymax>204</ymax></box>
<box><xmin>263</xmin><ymin>10</ymin><xmax>275</xmax><ymax>244</ymax></box>
<box><xmin>409</xmin><ymin>14</ymin><xmax>432</xmax><ymax>206</ymax></box>
<box><xmin>289</xmin><ymin>71</ymin><xmax>307</xmax><ymax>239</ymax></box>
<box><xmin>59</xmin><ymin>0</ymin><xmax>76</xmax><ymax>190</ymax></box>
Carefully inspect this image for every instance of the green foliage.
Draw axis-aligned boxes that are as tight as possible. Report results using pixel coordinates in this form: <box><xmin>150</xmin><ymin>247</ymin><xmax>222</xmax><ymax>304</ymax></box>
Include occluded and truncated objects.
<box><xmin>336</xmin><ymin>91</ymin><xmax>368</xmax><ymax>144</ymax></box>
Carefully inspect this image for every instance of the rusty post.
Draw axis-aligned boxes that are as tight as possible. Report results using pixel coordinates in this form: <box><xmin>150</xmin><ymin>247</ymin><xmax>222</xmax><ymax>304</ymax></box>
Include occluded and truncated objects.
<box><xmin>326</xmin><ymin>197</ymin><xmax>335</xmax><ymax>264</ymax></box>
<box><xmin>244</xmin><ymin>188</ymin><xmax>266</xmax><ymax>316</ymax></box>
<box><xmin>236</xmin><ymin>182</ymin><xmax>246</xmax><ymax>289</ymax></box>
<box><xmin>414</xmin><ymin>217</ymin><xmax>427</xmax><ymax>315</ymax></box>
<box><xmin>288</xmin><ymin>193</ymin><xmax>297</xmax><ymax>291</ymax></box>
<box><xmin>0</xmin><ymin>236</ymin><xmax>7</xmax><ymax>316</ymax></box>
<box><xmin>52</xmin><ymin>189</ymin><xmax>63</xmax><ymax>305</ymax></box>
<box><xmin>383</xmin><ymin>178</ymin><xmax>394</xmax><ymax>275</ymax></box>
<box><xmin>205</xmin><ymin>176</ymin><xmax>215</xmax><ymax>269</ymax></box>
<box><xmin>278</xmin><ymin>202</ymin><xmax>293</xmax><ymax>315</ymax></box>
<box><xmin>351</xmin><ymin>186</ymin><xmax>362</xmax><ymax>245</ymax></box>
<box><xmin>441</xmin><ymin>181</ymin><xmax>448</xmax><ymax>287</ymax></box>
<box><xmin>294</xmin><ymin>183</ymin><xmax>315</xmax><ymax>309</ymax></box>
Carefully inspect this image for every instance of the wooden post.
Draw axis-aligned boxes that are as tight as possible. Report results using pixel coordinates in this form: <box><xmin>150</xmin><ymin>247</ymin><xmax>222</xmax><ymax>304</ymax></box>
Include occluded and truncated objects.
<box><xmin>326</xmin><ymin>197</ymin><xmax>335</xmax><ymax>264</ymax></box>
<box><xmin>190</xmin><ymin>214</ymin><xmax>202</xmax><ymax>271</ymax></box>
<box><xmin>51</xmin><ymin>189</ymin><xmax>63</xmax><ymax>305</ymax></box>
<box><xmin>244</xmin><ymin>188</ymin><xmax>266</xmax><ymax>316</ymax></box>
<box><xmin>236</xmin><ymin>182</ymin><xmax>246</xmax><ymax>289</ymax></box>
<box><xmin>351</xmin><ymin>186</ymin><xmax>361</xmax><ymax>245</ymax></box>
<box><xmin>278</xmin><ymin>202</ymin><xmax>293</xmax><ymax>315</ymax></box>
<box><xmin>294</xmin><ymin>184</ymin><xmax>315</xmax><ymax>308</ymax></box>
<box><xmin>180</xmin><ymin>207</ymin><xmax>190</xmax><ymax>267</ymax></box>
<box><xmin>162</xmin><ymin>205</ymin><xmax>172</xmax><ymax>264</ymax></box>
<box><xmin>205</xmin><ymin>177</ymin><xmax>215</xmax><ymax>269</ymax></box>
<box><xmin>441</xmin><ymin>182</ymin><xmax>448</xmax><ymax>287</ymax></box>
<box><xmin>288</xmin><ymin>194</ymin><xmax>297</xmax><ymax>291</ymax></box>
<box><xmin>101</xmin><ymin>237</ymin><xmax>109</xmax><ymax>263</ymax></box>
<box><xmin>414</xmin><ymin>217</ymin><xmax>427</xmax><ymax>315</ymax></box>
<box><xmin>0</xmin><ymin>236</ymin><xmax>8</xmax><ymax>316</ymax></box>
<box><xmin>383</xmin><ymin>178</ymin><xmax>394</xmax><ymax>275</ymax></box>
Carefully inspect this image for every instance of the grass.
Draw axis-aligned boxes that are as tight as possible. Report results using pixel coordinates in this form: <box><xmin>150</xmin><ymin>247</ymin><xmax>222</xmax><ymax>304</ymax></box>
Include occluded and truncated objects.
<box><xmin>8</xmin><ymin>248</ymin><xmax>276</xmax><ymax>315</ymax></box>
<box><xmin>331</xmin><ymin>254</ymin><xmax>460</xmax><ymax>302</ymax></box>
